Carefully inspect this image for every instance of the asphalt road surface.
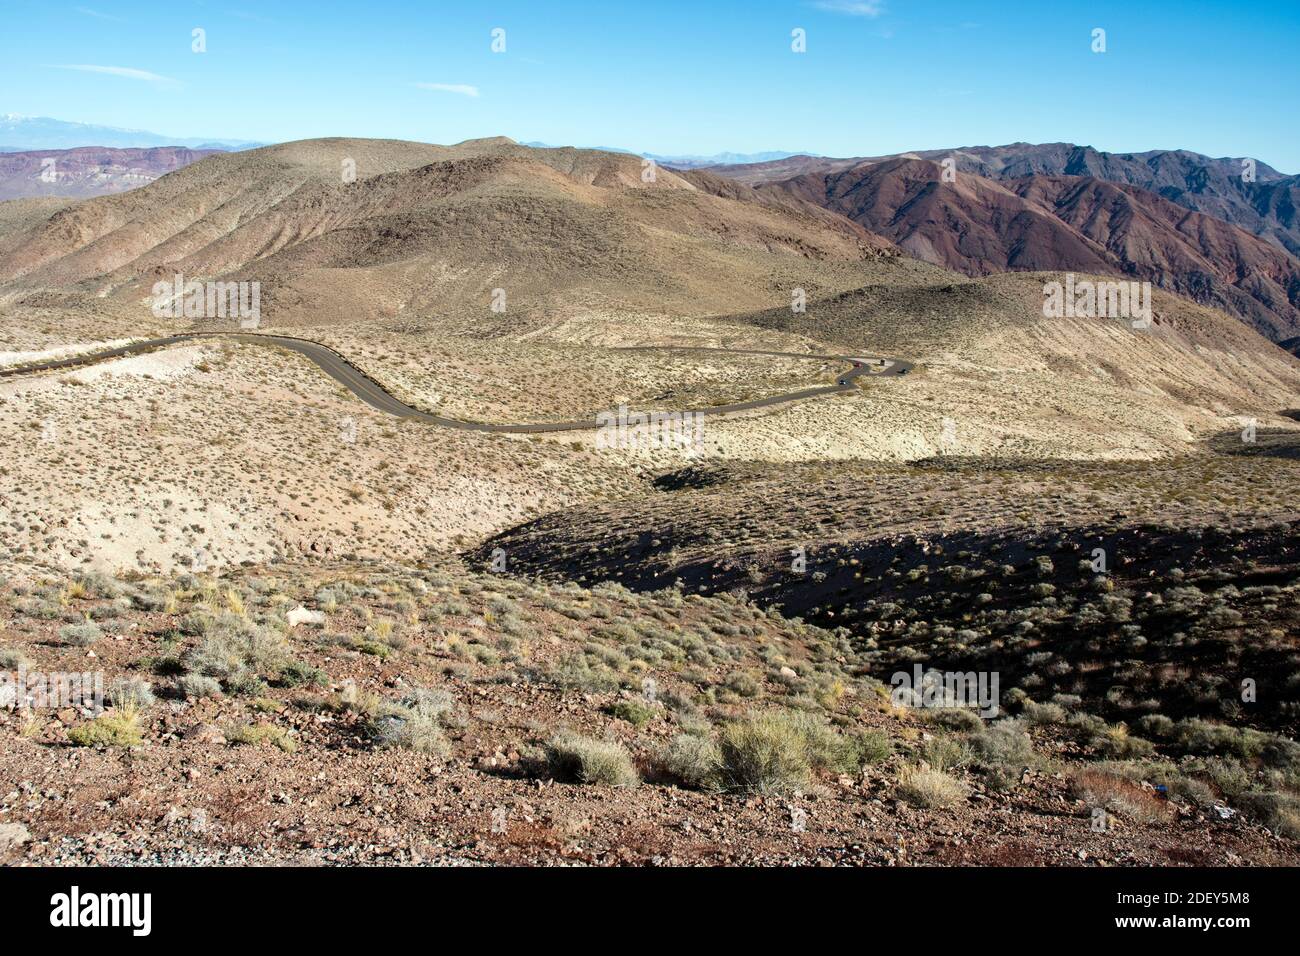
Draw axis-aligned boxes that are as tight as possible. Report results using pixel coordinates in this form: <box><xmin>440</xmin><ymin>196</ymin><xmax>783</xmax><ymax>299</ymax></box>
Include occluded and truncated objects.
<box><xmin>0</xmin><ymin>332</ymin><xmax>914</xmax><ymax>433</ymax></box>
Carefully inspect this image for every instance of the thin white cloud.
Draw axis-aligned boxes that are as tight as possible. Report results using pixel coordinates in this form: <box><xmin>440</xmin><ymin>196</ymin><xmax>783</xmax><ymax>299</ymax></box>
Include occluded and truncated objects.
<box><xmin>810</xmin><ymin>0</ymin><xmax>886</xmax><ymax>16</ymax></box>
<box><xmin>75</xmin><ymin>6</ymin><xmax>126</xmax><ymax>21</ymax></box>
<box><xmin>413</xmin><ymin>82</ymin><xmax>480</xmax><ymax>98</ymax></box>
<box><xmin>50</xmin><ymin>64</ymin><xmax>174</xmax><ymax>83</ymax></box>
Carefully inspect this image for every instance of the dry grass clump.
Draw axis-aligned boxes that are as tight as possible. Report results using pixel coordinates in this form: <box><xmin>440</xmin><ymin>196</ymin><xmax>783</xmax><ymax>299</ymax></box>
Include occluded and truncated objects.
<box><xmin>0</xmin><ymin>646</ymin><xmax>30</xmax><ymax>669</ymax></box>
<box><xmin>897</xmin><ymin>765</ymin><xmax>968</xmax><ymax>808</ymax></box>
<box><xmin>716</xmin><ymin>709</ymin><xmax>873</xmax><ymax>794</ymax></box>
<box><xmin>227</xmin><ymin>722</ymin><xmax>297</xmax><ymax>752</ymax></box>
<box><xmin>176</xmin><ymin>673</ymin><xmax>222</xmax><ymax>699</ymax></box>
<box><xmin>180</xmin><ymin>611</ymin><xmax>303</xmax><ymax>696</ymax></box>
<box><xmin>663</xmin><ymin>732</ymin><xmax>723</xmax><ymax>791</ymax></box>
<box><xmin>107</xmin><ymin>677</ymin><xmax>154</xmax><ymax>709</ymax></box>
<box><xmin>546</xmin><ymin>731</ymin><xmax>639</xmax><ymax>787</ymax></box>
<box><xmin>606</xmin><ymin>698</ymin><xmax>658</xmax><ymax>727</ymax></box>
<box><xmin>1071</xmin><ymin>769</ymin><xmax>1171</xmax><ymax>824</ymax></box>
<box><xmin>58</xmin><ymin>621</ymin><xmax>101</xmax><ymax>646</ymax></box>
<box><xmin>67</xmin><ymin>707</ymin><xmax>143</xmax><ymax>748</ymax></box>
<box><xmin>367</xmin><ymin>687</ymin><xmax>454</xmax><ymax>756</ymax></box>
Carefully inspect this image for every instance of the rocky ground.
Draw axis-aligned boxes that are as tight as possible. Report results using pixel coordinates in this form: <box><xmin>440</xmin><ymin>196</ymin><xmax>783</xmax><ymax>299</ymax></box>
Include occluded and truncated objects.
<box><xmin>0</xmin><ymin>559</ymin><xmax>1296</xmax><ymax>866</ymax></box>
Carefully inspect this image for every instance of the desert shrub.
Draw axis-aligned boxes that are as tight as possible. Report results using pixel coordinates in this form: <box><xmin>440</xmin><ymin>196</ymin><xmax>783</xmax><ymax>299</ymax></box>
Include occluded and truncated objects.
<box><xmin>1071</xmin><ymin>769</ymin><xmax>1169</xmax><ymax>824</ymax></box>
<box><xmin>1171</xmin><ymin>718</ymin><xmax>1294</xmax><ymax>765</ymax></box>
<box><xmin>546</xmin><ymin>731</ymin><xmax>639</xmax><ymax>787</ymax></box>
<box><xmin>897</xmin><ymin>766</ymin><xmax>967</xmax><ymax>808</ymax></box>
<box><xmin>176</xmin><ymin>674</ymin><xmax>222</xmax><ymax>699</ymax></box>
<box><xmin>368</xmin><ymin>709</ymin><xmax>449</xmax><ymax>755</ymax></box>
<box><xmin>793</xmin><ymin>713</ymin><xmax>873</xmax><ymax>774</ymax></box>
<box><xmin>924</xmin><ymin>707</ymin><xmax>984</xmax><ymax>733</ymax></box>
<box><xmin>549</xmin><ymin>653</ymin><xmax>620</xmax><ymax>693</ymax></box>
<box><xmin>970</xmin><ymin>719</ymin><xmax>1035</xmax><ymax>769</ymax></box>
<box><xmin>1236</xmin><ymin>792</ymin><xmax>1300</xmax><ymax>840</ymax></box>
<box><xmin>1073</xmin><ymin>717</ymin><xmax>1155</xmax><ymax>758</ymax></box>
<box><xmin>213</xmin><ymin>661</ymin><xmax>262</xmax><ymax>692</ymax></box>
<box><xmin>275</xmin><ymin>660</ymin><xmax>325</xmax><ymax>688</ymax></box>
<box><xmin>74</xmin><ymin>571</ymin><xmax>123</xmax><ymax>599</ymax></box>
<box><xmin>0</xmin><ymin>646</ymin><xmax>30</xmax><ymax>669</ymax></box>
<box><xmin>349</xmin><ymin>637</ymin><xmax>392</xmax><ymax>658</ymax></box>
<box><xmin>130</xmin><ymin>590</ymin><xmax>168</xmax><ymax>612</ymax></box>
<box><xmin>856</xmin><ymin>729</ymin><xmax>895</xmax><ymax>765</ymax></box>
<box><xmin>404</xmin><ymin>686</ymin><xmax>454</xmax><ymax>719</ymax></box>
<box><xmin>59</xmin><ymin>622</ymin><xmax>101</xmax><ymax>647</ymax></box>
<box><xmin>183</xmin><ymin>615</ymin><xmax>294</xmax><ymax>694</ymax></box>
<box><xmin>1137</xmin><ymin>714</ymin><xmax>1175</xmax><ymax>738</ymax></box>
<box><xmin>107</xmin><ymin>677</ymin><xmax>155</xmax><ymax>709</ymax></box>
<box><xmin>724</xmin><ymin>672</ymin><xmax>762</xmax><ymax>698</ymax></box>
<box><xmin>1170</xmin><ymin>776</ymin><xmax>1217</xmax><ymax>807</ymax></box>
<box><xmin>663</xmin><ymin>733</ymin><xmax>723</xmax><ymax>791</ymax></box>
<box><xmin>921</xmin><ymin>735</ymin><xmax>974</xmax><ymax>771</ymax></box>
<box><xmin>68</xmin><ymin>708</ymin><xmax>142</xmax><ymax>748</ymax></box>
<box><xmin>179</xmin><ymin>611</ymin><xmax>215</xmax><ymax>636</ymax></box>
<box><xmin>15</xmin><ymin>596</ymin><xmax>61</xmax><ymax>620</ymax></box>
<box><xmin>607</xmin><ymin>698</ymin><xmax>657</xmax><ymax>727</ymax></box>
<box><xmin>367</xmin><ymin>687</ymin><xmax>454</xmax><ymax>755</ymax></box>
<box><xmin>716</xmin><ymin>710</ymin><xmax>862</xmax><ymax>794</ymax></box>
<box><xmin>227</xmin><ymin>722</ymin><xmax>296</xmax><ymax>752</ymax></box>
<box><xmin>1023</xmin><ymin>700</ymin><xmax>1067</xmax><ymax>725</ymax></box>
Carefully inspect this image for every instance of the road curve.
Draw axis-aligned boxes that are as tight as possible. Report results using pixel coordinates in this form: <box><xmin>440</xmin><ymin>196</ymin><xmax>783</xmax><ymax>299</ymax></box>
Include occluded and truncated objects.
<box><xmin>0</xmin><ymin>331</ymin><xmax>914</xmax><ymax>434</ymax></box>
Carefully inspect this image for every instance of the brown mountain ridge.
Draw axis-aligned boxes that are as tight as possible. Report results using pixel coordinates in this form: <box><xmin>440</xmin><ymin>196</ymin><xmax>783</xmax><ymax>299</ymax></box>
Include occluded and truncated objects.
<box><xmin>707</xmin><ymin>154</ymin><xmax>1300</xmax><ymax>344</ymax></box>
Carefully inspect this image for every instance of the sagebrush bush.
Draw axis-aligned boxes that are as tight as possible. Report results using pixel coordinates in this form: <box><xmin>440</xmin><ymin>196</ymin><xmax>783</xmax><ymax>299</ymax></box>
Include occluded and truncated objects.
<box><xmin>607</xmin><ymin>698</ymin><xmax>657</xmax><ymax>727</ymax></box>
<box><xmin>176</xmin><ymin>673</ymin><xmax>222</xmax><ymax>699</ymax></box>
<box><xmin>68</xmin><ymin>708</ymin><xmax>142</xmax><ymax>748</ymax></box>
<box><xmin>1137</xmin><ymin>714</ymin><xmax>1175</xmax><ymax>738</ymax></box>
<box><xmin>925</xmin><ymin>708</ymin><xmax>984</xmax><ymax>733</ymax></box>
<box><xmin>1236</xmin><ymin>792</ymin><xmax>1300</xmax><ymax>840</ymax></box>
<box><xmin>1023</xmin><ymin>700</ymin><xmax>1067</xmax><ymax>725</ymax></box>
<box><xmin>1071</xmin><ymin>769</ymin><xmax>1169</xmax><ymax>824</ymax></box>
<box><xmin>856</xmin><ymin>729</ymin><xmax>895</xmax><ymax>765</ymax></box>
<box><xmin>227</xmin><ymin>722</ymin><xmax>296</xmax><ymax>752</ymax></box>
<box><xmin>0</xmin><ymin>646</ymin><xmax>30</xmax><ymax>669</ymax></box>
<box><xmin>181</xmin><ymin>613</ymin><xmax>302</xmax><ymax>696</ymax></box>
<box><xmin>897</xmin><ymin>766</ymin><xmax>967</xmax><ymax>808</ymax></box>
<box><xmin>74</xmin><ymin>571</ymin><xmax>122</xmax><ymax>599</ymax></box>
<box><xmin>370</xmin><ymin>708</ymin><xmax>449</xmax><ymax>755</ymax></box>
<box><xmin>547</xmin><ymin>731</ymin><xmax>639</xmax><ymax>787</ymax></box>
<box><xmin>971</xmin><ymin>719</ymin><xmax>1035</xmax><ymax>770</ymax></box>
<box><xmin>717</xmin><ymin>710</ymin><xmax>863</xmax><ymax>794</ymax></box>
<box><xmin>108</xmin><ymin>677</ymin><xmax>155</xmax><ymax>709</ymax></box>
<box><xmin>921</xmin><ymin>735</ymin><xmax>974</xmax><ymax>771</ymax></box>
<box><xmin>59</xmin><ymin>622</ymin><xmax>101</xmax><ymax>647</ymax></box>
<box><xmin>368</xmin><ymin>687</ymin><xmax>454</xmax><ymax>755</ymax></box>
<box><xmin>664</xmin><ymin>733</ymin><xmax>723</xmax><ymax>790</ymax></box>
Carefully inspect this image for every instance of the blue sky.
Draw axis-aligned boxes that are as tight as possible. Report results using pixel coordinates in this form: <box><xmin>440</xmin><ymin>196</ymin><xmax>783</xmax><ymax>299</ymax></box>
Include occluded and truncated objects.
<box><xmin>3</xmin><ymin>0</ymin><xmax>1297</xmax><ymax>171</ymax></box>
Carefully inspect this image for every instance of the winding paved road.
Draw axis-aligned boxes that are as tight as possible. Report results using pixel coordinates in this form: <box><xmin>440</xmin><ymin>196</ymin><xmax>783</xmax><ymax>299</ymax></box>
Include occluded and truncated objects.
<box><xmin>0</xmin><ymin>331</ymin><xmax>913</xmax><ymax>433</ymax></box>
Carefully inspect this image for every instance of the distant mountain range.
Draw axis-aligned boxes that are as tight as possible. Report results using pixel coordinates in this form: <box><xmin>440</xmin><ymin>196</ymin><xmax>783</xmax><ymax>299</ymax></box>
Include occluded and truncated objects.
<box><xmin>2</xmin><ymin>128</ymin><xmax>1296</xmax><ymax>351</ymax></box>
<box><xmin>0</xmin><ymin>114</ymin><xmax>263</xmax><ymax>152</ymax></box>
<box><xmin>521</xmin><ymin>142</ymin><xmax>812</xmax><ymax>168</ymax></box>
<box><xmin>0</xmin><ymin>147</ymin><xmax>222</xmax><ymax>200</ymax></box>
<box><xmin>0</xmin><ymin>137</ymin><xmax>892</xmax><ymax>327</ymax></box>
<box><xmin>708</xmin><ymin>143</ymin><xmax>1300</xmax><ymax>345</ymax></box>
